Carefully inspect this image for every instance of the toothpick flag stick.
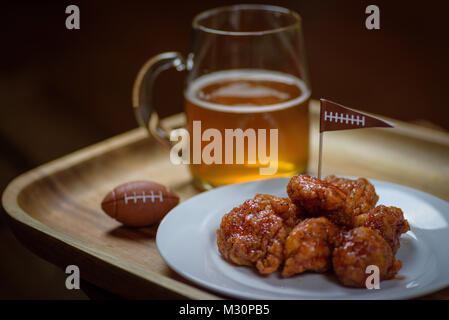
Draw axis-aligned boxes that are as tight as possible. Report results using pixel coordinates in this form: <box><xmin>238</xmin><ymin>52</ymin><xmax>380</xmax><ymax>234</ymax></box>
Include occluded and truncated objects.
<box><xmin>317</xmin><ymin>99</ymin><xmax>394</xmax><ymax>180</ymax></box>
<box><xmin>318</xmin><ymin>131</ymin><xmax>324</xmax><ymax>179</ymax></box>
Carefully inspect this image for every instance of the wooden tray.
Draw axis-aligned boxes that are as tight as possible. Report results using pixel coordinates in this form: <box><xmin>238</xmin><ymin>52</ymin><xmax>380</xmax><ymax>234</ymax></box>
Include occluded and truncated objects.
<box><xmin>3</xmin><ymin>100</ymin><xmax>449</xmax><ymax>299</ymax></box>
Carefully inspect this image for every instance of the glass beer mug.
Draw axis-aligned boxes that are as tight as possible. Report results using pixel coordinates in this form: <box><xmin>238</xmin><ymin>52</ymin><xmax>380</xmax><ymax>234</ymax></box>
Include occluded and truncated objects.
<box><xmin>133</xmin><ymin>4</ymin><xmax>311</xmax><ymax>190</ymax></box>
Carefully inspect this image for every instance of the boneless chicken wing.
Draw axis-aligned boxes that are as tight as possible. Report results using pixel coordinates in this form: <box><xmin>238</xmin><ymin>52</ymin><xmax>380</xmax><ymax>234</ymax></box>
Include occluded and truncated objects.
<box><xmin>287</xmin><ymin>174</ymin><xmax>379</xmax><ymax>227</ymax></box>
<box><xmin>332</xmin><ymin>227</ymin><xmax>401</xmax><ymax>287</ymax></box>
<box><xmin>354</xmin><ymin>205</ymin><xmax>410</xmax><ymax>254</ymax></box>
<box><xmin>287</xmin><ymin>174</ymin><xmax>346</xmax><ymax>216</ymax></box>
<box><xmin>253</xmin><ymin>193</ymin><xmax>304</xmax><ymax>229</ymax></box>
<box><xmin>217</xmin><ymin>195</ymin><xmax>302</xmax><ymax>274</ymax></box>
<box><xmin>324</xmin><ymin>175</ymin><xmax>379</xmax><ymax>216</ymax></box>
<box><xmin>282</xmin><ymin>217</ymin><xmax>339</xmax><ymax>276</ymax></box>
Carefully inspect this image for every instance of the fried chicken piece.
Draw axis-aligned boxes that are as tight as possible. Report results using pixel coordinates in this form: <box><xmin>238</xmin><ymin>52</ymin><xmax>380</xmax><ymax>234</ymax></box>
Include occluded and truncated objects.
<box><xmin>332</xmin><ymin>227</ymin><xmax>402</xmax><ymax>287</ymax></box>
<box><xmin>324</xmin><ymin>175</ymin><xmax>379</xmax><ymax>216</ymax></box>
<box><xmin>287</xmin><ymin>174</ymin><xmax>345</xmax><ymax>214</ymax></box>
<box><xmin>354</xmin><ymin>205</ymin><xmax>410</xmax><ymax>254</ymax></box>
<box><xmin>217</xmin><ymin>195</ymin><xmax>302</xmax><ymax>274</ymax></box>
<box><xmin>287</xmin><ymin>174</ymin><xmax>353</xmax><ymax>226</ymax></box>
<box><xmin>282</xmin><ymin>217</ymin><xmax>339</xmax><ymax>276</ymax></box>
<box><xmin>287</xmin><ymin>174</ymin><xmax>379</xmax><ymax>227</ymax></box>
<box><xmin>253</xmin><ymin>194</ymin><xmax>304</xmax><ymax>229</ymax></box>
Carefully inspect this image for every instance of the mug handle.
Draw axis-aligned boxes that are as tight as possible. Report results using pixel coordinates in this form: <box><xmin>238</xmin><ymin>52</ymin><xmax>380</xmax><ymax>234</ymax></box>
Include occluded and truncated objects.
<box><xmin>132</xmin><ymin>52</ymin><xmax>186</xmax><ymax>146</ymax></box>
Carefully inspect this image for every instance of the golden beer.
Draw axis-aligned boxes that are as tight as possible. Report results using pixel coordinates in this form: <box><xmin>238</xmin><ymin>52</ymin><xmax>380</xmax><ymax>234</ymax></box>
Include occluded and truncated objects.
<box><xmin>185</xmin><ymin>69</ymin><xmax>310</xmax><ymax>189</ymax></box>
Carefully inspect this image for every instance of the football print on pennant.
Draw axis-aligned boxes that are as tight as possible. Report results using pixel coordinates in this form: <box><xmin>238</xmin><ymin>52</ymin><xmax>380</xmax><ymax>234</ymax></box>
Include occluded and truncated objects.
<box><xmin>320</xmin><ymin>99</ymin><xmax>393</xmax><ymax>132</ymax></box>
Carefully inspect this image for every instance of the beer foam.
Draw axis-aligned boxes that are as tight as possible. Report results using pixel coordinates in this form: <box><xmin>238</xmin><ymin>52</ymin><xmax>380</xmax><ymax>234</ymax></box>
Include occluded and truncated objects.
<box><xmin>185</xmin><ymin>69</ymin><xmax>311</xmax><ymax>113</ymax></box>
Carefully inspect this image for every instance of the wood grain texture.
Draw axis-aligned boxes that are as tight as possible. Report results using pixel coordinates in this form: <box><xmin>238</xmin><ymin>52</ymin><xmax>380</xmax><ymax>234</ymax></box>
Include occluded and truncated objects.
<box><xmin>2</xmin><ymin>100</ymin><xmax>449</xmax><ymax>299</ymax></box>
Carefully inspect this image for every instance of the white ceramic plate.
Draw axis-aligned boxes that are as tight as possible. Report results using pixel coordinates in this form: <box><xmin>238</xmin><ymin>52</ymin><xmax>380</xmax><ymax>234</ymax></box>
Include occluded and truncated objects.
<box><xmin>156</xmin><ymin>178</ymin><xmax>449</xmax><ymax>299</ymax></box>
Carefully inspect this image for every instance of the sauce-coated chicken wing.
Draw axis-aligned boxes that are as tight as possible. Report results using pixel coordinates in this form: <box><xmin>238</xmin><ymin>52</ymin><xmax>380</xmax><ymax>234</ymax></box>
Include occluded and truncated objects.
<box><xmin>282</xmin><ymin>217</ymin><xmax>339</xmax><ymax>276</ymax></box>
<box><xmin>287</xmin><ymin>174</ymin><xmax>350</xmax><ymax>225</ymax></box>
<box><xmin>253</xmin><ymin>194</ymin><xmax>305</xmax><ymax>229</ymax></box>
<box><xmin>332</xmin><ymin>227</ymin><xmax>401</xmax><ymax>287</ymax></box>
<box><xmin>217</xmin><ymin>195</ymin><xmax>302</xmax><ymax>274</ymax></box>
<box><xmin>287</xmin><ymin>174</ymin><xmax>379</xmax><ymax>227</ymax></box>
<box><xmin>324</xmin><ymin>175</ymin><xmax>378</xmax><ymax>216</ymax></box>
<box><xmin>354</xmin><ymin>205</ymin><xmax>410</xmax><ymax>254</ymax></box>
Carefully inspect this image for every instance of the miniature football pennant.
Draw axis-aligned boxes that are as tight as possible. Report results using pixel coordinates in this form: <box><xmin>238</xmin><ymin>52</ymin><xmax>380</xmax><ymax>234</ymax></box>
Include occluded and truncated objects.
<box><xmin>320</xmin><ymin>99</ymin><xmax>393</xmax><ymax>132</ymax></box>
<box><xmin>317</xmin><ymin>99</ymin><xmax>394</xmax><ymax>179</ymax></box>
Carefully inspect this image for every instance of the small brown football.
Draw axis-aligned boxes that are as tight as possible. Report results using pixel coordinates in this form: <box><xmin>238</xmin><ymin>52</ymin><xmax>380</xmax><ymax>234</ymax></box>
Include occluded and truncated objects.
<box><xmin>101</xmin><ymin>180</ymin><xmax>179</xmax><ymax>226</ymax></box>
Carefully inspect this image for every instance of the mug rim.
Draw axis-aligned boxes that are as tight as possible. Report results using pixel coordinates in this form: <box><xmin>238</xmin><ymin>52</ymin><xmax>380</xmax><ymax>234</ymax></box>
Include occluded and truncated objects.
<box><xmin>192</xmin><ymin>4</ymin><xmax>302</xmax><ymax>36</ymax></box>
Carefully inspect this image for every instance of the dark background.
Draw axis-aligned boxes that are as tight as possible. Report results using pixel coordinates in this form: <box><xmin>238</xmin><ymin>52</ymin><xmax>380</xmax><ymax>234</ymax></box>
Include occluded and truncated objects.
<box><xmin>1</xmin><ymin>0</ymin><xmax>448</xmax><ymax>299</ymax></box>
